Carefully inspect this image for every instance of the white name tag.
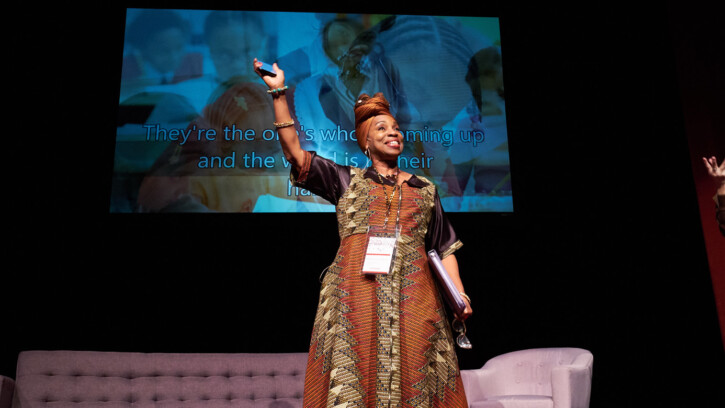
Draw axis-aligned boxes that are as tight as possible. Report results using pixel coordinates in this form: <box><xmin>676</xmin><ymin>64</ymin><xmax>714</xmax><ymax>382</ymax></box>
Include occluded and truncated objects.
<box><xmin>361</xmin><ymin>226</ymin><xmax>399</xmax><ymax>275</ymax></box>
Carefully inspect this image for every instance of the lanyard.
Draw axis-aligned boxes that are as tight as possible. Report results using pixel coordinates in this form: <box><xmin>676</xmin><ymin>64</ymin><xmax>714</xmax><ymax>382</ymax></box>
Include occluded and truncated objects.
<box><xmin>374</xmin><ymin>169</ymin><xmax>403</xmax><ymax>229</ymax></box>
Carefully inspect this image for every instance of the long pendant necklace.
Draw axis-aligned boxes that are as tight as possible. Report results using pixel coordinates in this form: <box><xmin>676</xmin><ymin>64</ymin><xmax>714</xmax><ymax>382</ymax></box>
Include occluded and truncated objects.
<box><xmin>375</xmin><ymin>168</ymin><xmax>401</xmax><ymax>226</ymax></box>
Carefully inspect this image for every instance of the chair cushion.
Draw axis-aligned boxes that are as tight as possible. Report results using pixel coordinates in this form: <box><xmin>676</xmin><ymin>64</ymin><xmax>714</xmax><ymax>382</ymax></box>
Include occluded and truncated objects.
<box><xmin>470</xmin><ymin>395</ymin><xmax>554</xmax><ymax>408</ymax></box>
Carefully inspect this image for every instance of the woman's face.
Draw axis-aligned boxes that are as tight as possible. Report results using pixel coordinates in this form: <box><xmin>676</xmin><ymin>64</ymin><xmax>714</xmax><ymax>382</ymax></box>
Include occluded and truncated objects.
<box><xmin>366</xmin><ymin>115</ymin><xmax>403</xmax><ymax>161</ymax></box>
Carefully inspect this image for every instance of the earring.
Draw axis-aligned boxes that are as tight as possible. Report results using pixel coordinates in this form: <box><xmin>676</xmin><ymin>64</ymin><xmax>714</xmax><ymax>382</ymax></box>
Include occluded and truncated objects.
<box><xmin>365</xmin><ymin>147</ymin><xmax>370</xmax><ymax>158</ymax></box>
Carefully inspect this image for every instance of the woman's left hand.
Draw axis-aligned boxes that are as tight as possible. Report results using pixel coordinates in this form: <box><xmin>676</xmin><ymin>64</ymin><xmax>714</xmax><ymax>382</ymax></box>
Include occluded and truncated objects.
<box><xmin>457</xmin><ymin>299</ymin><xmax>472</xmax><ymax>321</ymax></box>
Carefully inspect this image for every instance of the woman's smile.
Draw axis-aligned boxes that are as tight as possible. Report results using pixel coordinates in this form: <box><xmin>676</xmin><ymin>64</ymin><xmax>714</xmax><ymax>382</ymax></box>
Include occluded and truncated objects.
<box><xmin>368</xmin><ymin>115</ymin><xmax>404</xmax><ymax>159</ymax></box>
<box><xmin>384</xmin><ymin>138</ymin><xmax>401</xmax><ymax>149</ymax></box>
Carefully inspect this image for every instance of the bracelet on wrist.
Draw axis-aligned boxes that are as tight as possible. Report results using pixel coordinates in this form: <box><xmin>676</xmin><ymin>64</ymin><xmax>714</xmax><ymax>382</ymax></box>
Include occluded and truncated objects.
<box><xmin>274</xmin><ymin>120</ymin><xmax>295</xmax><ymax>129</ymax></box>
<box><xmin>459</xmin><ymin>292</ymin><xmax>472</xmax><ymax>304</ymax></box>
<box><xmin>267</xmin><ymin>86</ymin><xmax>288</xmax><ymax>96</ymax></box>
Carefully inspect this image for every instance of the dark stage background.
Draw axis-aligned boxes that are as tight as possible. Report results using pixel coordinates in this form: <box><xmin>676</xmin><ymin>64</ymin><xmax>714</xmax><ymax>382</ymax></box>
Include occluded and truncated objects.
<box><xmin>6</xmin><ymin>2</ymin><xmax>724</xmax><ymax>407</ymax></box>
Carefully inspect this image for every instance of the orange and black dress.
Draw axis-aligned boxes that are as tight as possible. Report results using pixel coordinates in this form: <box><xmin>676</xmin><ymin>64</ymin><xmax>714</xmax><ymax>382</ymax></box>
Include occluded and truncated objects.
<box><xmin>292</xmin><ymin>151</ymin><xmax>468</xmax><ymax>408</ymax></box>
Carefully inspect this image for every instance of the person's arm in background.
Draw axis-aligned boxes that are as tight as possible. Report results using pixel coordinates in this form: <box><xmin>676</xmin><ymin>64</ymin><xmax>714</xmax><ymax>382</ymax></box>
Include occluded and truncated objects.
<box><xmin>702</xmin><ymin>156</ymin><xmax>725</xmax><ymax>235</ymax></box>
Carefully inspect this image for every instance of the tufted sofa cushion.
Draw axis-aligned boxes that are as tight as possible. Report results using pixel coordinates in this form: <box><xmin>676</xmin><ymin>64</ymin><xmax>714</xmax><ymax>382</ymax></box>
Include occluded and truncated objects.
<box><xmin>12</xmin><ymin>350</ymin><xmax>307</xmax><ymax>408</ymax></box>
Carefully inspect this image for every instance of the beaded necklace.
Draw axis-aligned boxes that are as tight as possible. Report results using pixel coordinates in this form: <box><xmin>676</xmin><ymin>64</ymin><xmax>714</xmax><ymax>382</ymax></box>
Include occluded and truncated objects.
<box><xmin>374</xmin><ymin>167</ymin><xmax>402</xmax><ymax>227</ymax></box>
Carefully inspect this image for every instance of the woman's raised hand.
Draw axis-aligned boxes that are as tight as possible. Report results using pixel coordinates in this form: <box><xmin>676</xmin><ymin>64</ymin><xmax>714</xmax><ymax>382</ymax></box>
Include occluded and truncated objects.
<box><xmin>253</xmin><ymin>58</ymin><xmax>285</xmax><ymax>90</ymax></box>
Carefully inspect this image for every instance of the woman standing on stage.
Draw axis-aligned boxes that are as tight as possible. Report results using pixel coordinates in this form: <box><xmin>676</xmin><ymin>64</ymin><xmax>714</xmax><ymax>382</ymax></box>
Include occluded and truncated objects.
<box><xmin>254</xmin><ymin>59</ymin><xmax>472</xmax><ymax>408</ymax></box>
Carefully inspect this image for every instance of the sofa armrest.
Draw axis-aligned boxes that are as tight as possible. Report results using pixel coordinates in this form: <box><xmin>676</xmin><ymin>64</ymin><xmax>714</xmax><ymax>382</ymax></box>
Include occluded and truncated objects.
<box><xmin>551</xmin><ymin>352</ymin><xmax>593</xmax><ymax>408</ymax></box>
<box><xmin>0</xmin><ymin>375</ymin><xmax>15</xmax><ymax>408</ymax></box>
<box><xmin>461</xmin><ymin>367</ymin><xmax>497</xmax><ymax>403</ymax></box>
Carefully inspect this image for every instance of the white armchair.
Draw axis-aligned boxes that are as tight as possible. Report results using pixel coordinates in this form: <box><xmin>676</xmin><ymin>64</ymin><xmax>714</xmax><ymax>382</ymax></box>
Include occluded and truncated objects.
<box><xmin>461</xmin><ymin>347</ymin><xmax>593</xmax><ymax>408</ymax></box>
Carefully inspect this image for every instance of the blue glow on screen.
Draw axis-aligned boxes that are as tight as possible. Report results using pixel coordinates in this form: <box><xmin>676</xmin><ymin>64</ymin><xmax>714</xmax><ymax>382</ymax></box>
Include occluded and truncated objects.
<box><xmin>111</xmin><ymin>8</ymin><xmax>511</xmax><ymax>213</ymax></box>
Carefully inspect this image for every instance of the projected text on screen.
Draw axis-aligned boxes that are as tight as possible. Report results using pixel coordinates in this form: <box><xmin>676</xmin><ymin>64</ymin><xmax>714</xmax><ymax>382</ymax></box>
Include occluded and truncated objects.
<box><xmin>112</xmin><ymin>9</ymin><xmax>511</xmax><ymax>213</ymax></box>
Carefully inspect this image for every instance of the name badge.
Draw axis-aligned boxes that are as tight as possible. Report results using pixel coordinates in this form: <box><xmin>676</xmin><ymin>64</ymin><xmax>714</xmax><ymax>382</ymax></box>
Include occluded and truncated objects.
<box><xmin>361</xmin><ymin>225</ymin><xmax>399</xmax><ymax>275</ymax></box>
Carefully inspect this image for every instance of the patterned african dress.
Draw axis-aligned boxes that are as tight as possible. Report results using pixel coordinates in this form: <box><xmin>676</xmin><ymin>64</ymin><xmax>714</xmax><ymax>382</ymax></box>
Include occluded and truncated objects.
<box><xmin>292</xmin><ymin>151</ymin><xmax>468</xmax><ymax>408</ymax></box>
